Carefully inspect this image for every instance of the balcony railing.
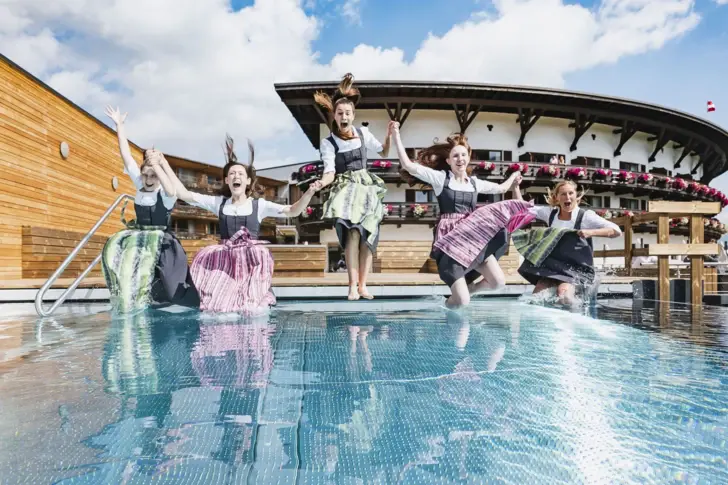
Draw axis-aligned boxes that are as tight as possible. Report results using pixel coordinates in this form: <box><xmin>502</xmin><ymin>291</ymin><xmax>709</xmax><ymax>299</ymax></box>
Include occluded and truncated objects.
<box><xmin>294</xmin><ymin>160</ymin><xmax>728</xmax><ymax>206</ymax></box>
<box><xmin>295</xmin><ymin>202</ymin><xmax>727</xmax><ymax>237</ymax></box>
<box><xmin>177</xmin><ymin>174</ymin><xmax>223</xmax><ymax>192</ymax></box>
<box><xmin>171</xmin><ymin>204</ymin><xmax>218</xmax><ymax>219</ymax></box>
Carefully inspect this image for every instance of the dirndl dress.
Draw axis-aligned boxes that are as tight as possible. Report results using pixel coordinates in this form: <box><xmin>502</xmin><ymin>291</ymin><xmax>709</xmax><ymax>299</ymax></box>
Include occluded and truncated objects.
<box><xmin>320</xmin><ymin>127</ymin><xmax>386</xmax><ymax>253</ymax></box>
<box><xmin>189</xmin><ymin>198</ymin><xmax>276</xmax><ymax>313</ymax></box>
<box><xmin>429</xmin><ymin>174</ymin><xmax>533</xmax><ymax>287</ymax></box>
<box><xmin>101</xmin><ymin>193</ymin><xmax>199</xmax><ymax>313</ymax></box>
<box><xmin>513</xmin><ymin>208</ymin><xmax>595</xmax><ymax>286</ymax></box>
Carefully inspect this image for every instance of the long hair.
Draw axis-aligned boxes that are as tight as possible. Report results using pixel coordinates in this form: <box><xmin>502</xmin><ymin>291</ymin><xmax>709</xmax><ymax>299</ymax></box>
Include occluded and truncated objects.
<box><xmin>220</xmin><ymin>134</ymin><xmax>262</xmax><ymax>198</ymax></box>
<box><xmin>546</xmin><ymin>180</ymin><xmax>586</xmax><ymax>207</ymax></box>
<box><xmin>399</xmin><ymin>133</ymin><xmax>473</xmax><ymax>186</ymax></box>
<box><xmin>313</xmin><ymin>73</ymin><xmax>361</xmax><ymax>141</ymax></box>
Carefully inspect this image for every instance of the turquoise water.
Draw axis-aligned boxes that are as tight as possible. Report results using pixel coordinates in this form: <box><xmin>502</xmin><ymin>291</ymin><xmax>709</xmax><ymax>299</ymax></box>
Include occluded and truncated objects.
<box><xmin>0</xmin><ymin>299</ymin><xmax>727</xmax><ymax>484</ymax></box>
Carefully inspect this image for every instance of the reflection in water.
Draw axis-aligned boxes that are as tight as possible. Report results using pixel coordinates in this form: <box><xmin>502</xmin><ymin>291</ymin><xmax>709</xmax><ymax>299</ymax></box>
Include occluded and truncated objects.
<box><xmin>4</xmin><ymin>299</ymin><xmax>727</xmax><ymax>484</ymax></box>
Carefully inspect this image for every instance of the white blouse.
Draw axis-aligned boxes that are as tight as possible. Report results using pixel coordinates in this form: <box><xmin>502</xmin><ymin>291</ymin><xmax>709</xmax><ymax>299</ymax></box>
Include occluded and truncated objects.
<box><xmin>189</xmin><ymin>193</ymin><xmax>289</xmax><ymax>223</ymax></box>
<box><xmin>320</xmin><ymin>126</ymin><xmax>383</xmax><ymax>174</ymax></box>
<box><xmin>410</xmin><ymin>165</ymin><xmax>504</xmax><ymax>196</ymax></box>
<box><xmin>528</xmin><ymin>206</ymin><xmax>622</xmax><ymax>234</ymax></box>
<box><xmin>126</xmin><ymin>161</ymin><xmax>177</xmax><ymax>210</ymax></box>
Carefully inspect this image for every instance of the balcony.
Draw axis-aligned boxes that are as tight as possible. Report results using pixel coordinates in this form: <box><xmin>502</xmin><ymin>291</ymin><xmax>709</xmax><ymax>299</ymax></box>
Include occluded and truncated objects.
<box><xmin>171</xmin><ymin>204</ymin><xmax>218</xmax><ymax>220</ymax></box>
<box><xmin>295</xmin><ymin>202</ymin><xmax>727</xmax><ymax>239</ymax></box>
<box><xmin>294</xmin><ymin>160</ymin><xmax>728</xmax><ymax>206</ymax></box>
<box><xmin>177</xmin><ymin>174</ymin><xmax>223</xmax><ymax>193</ymax></box>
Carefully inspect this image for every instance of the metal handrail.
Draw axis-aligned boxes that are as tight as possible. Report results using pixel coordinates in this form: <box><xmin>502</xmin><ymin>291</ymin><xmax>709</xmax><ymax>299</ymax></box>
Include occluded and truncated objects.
<box><xmin>35</xmin><ymin>194</ymin><xmax>133</xmax><ymax>317</ymax></box>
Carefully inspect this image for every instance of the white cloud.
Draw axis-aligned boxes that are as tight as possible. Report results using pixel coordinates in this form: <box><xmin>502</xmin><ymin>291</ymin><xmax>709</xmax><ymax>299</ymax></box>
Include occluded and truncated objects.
<box><xmin>714</xmin><ymin>0</ymin><xmax>728</xmax><ymax>5</ymax></box>
<box><xmin>0</xmin><ymin>0</ymin><xmax>705</xmax><ymax>169</ymax></box>
<box><xmin>340</xmin><ymin>0</ymin><xmax>363</xmax><ymax>26</ymax></box>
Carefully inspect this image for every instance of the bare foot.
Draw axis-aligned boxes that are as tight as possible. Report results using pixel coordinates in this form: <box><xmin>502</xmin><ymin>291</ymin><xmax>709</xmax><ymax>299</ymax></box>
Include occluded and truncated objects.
<box><xmin>359</xmin><ymin>285</ymin><xmax>374</xmax><ymax>300</ymax></box>
<box><xmin>348</xmin><ymin>286</ymin><xmax>360</xmax><ymax>300</ymax></box>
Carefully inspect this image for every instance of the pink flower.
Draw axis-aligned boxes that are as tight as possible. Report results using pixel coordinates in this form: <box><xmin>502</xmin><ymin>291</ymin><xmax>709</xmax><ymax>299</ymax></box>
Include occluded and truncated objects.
<box><xmin>566</xmin><ymin>167</ymin><xmax>587</xmax><ymax>179</ymax></box>
<box><xmin>671</xmin><ymin>178</ymin><xmax>688</xmax><ymax>190</ymax></box>
<box><xmin>617</xmin><ymin>170</ymin><xmax>635</xmax><ymax>182</ymax></box>
<box><xmin>637</xmin><ymin>173</ymin><xmax>653</xmax><ymax>184</ymax></box>
<box><xmin>478</xmin><ymin>161</ymin><xmax>495</xmax><ymax>171</ymax></box>
<box><xmin>509</xmin><ymin>162</ymin><xmax>528</xmax><ymax>173</ymax></box>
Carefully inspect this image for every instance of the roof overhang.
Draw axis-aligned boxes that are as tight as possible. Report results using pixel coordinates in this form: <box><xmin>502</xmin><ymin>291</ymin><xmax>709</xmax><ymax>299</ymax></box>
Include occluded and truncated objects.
<box><xmin>274</xmin><ymin>80</ymin><xmax>728</xmax><ymax>183</ymax></box>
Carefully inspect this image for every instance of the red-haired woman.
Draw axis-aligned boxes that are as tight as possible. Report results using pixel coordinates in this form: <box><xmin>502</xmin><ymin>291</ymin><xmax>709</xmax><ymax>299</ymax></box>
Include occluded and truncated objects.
<box><xmin>102</xmin><ymin>106</ymin><xmax>198</xmax><ymax>312</ymax></box>
<box><xmin>310</xmin><ymin>73</ymin><xmax>392</xmax><ymax>300</ymax></box>
<box><xmin>392</xmin><ymin>122</ymin><xmax>530</xmax><ymax>308</ymax></box>
<box><xmin>163</xmin><ymin>137</ymin><xmax>316</xmax><ymax>313</ymax></box>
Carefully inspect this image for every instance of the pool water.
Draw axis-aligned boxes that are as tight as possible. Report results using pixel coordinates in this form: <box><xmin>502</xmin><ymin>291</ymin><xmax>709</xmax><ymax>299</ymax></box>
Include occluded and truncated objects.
<box><xmin>1</xmin><ymin>299</ymin><xmax>727</xmax><ymax>484</ymax></box>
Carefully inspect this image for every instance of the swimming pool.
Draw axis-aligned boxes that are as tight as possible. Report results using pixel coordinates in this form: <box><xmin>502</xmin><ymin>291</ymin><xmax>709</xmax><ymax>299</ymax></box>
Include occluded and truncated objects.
<box><xmin>1</xmin><ymin>299</ymin><xmax>727</xmax><ymax>484</ymax></box>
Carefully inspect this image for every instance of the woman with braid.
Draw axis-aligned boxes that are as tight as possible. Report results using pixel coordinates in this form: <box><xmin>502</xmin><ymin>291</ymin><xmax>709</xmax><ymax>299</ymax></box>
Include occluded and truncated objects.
<box><xmin>310</xmin><ymin>73</ymin><xmax>393</xmax><ymax>300</ymax></box>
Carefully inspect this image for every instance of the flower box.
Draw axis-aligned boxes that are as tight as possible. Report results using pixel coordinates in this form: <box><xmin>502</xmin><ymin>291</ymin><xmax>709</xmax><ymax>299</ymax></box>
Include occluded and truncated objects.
<box><xmin>565</xmin><ymin>167</ymin><xmax>587</xmax><ymax>180</ymax></box>
<box><xmin>537</xmin><ymin>165</ymin><xmax>560</xmax><ymax>177</ymax></box>
<box><xmin>616</xmin><ymin>170</ymin><xmax>635</xmax><ymax>183</ymax></box>
<box><xmin>477</xmin><ymin>161</ymin><xmax>496</xmax><ymax>172</ymax></box>
<box><xmin>637</xmin><ymin>173</ymin><xmax>654</xmax><ymax>185</ymax></box>
<box><xmin>592</xmin><ymin>169</ymin><xmax>612</xmax><ymax>181</ymax></box>
<box><xmin>371</xmin><ymin>160</ymin><xmax>393</xmax><ymax>170</ymax></box>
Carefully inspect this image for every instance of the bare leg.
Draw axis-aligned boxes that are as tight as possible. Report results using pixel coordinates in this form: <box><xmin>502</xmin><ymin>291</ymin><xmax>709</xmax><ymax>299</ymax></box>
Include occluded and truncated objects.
<box><xmin>556</xmin><ymin>282</ymin><xmax>576</xmax><ymax>305</ymax></box>
<box><xmin>345</xmin><ymin>230</ymin><xmax>361</xmax><ymax>300</ymax></box>
<box><xmin>446</xmin><ymin>278</ymin><xmax>471</xmax><ymax>309</ymax></box>
<box><xmin>533</xmin><ymin>278</ymin><xmax>557</xmax><ymax>295</ymax></box>
<box><xmin>358</xmin><ymin>239</ymin><xmax>374</xmax><ymax>299</ymax></box>
<box><xmin>468</xmin><ymin>256</ymin><xmax>506</xmax><ymax>294</ymax></box>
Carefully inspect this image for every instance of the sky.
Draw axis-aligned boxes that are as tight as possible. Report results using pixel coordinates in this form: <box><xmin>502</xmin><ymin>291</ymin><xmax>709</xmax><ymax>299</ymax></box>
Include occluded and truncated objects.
<box><xmin>2</xmin><ymin>0</ymin><xmax>728</xmax><ymax>221</ymax></box>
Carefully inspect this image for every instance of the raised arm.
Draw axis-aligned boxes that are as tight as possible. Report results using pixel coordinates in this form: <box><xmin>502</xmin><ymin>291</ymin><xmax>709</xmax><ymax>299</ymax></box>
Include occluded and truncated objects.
<box><xmin>391</xmin><ymin>121</ymin><xmax>419</xmax><ymax>174</ymax></box>
<box><xmin>104</xmin><ymin>106</ymin><xmax>140</xmax><ymax>183</ymax></box>
<box><xmin>379</xmin><ymin>121</ymin><xmax>392</xmax><ymax>157</ymax></box>
<box><xmin>280</xmin><ymin>185</ymin><xmax>318</xmax><ymax>217</ymax></box>
<box><xmin>154</xmin><ymin>153</ymin><xmax>197</xmax><ymax>204</ymax></box>
<box><xmin>577</xmin><ymin>211</ymin><xmax>622</xmax><ymax>239</ymax></box>
<box><xmin>146</xmin><ymin>150</ymin><xmax>178</xmax><ymax>198</ymax></box>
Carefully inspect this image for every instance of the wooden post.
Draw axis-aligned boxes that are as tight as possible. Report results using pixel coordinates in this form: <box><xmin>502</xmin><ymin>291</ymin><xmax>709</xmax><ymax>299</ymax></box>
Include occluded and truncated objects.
<box><xmin>657</xmin><ymin>215</ymin><xmax>670</xmax><ymax>303</ymax></box>
<box><xmin>689</xmin><ymin>215</ymin><xmax>703</xmax><ymax>308</ymax></box>
<box><xmin>624</xmin><ymin>216</ymin><xmax>633</xmax><ymax>276</ymax></box>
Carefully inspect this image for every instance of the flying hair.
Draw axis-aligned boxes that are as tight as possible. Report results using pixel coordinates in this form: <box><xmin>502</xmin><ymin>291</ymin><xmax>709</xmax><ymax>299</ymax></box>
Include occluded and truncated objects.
<box><xmin>313</xmin><ymin>73</ymin><xmax>361</xmax><ymax>140</ymax></box>
<box><xmin>546</xmin><ymin>180</ymin><xmax>586</xmax><ymax>207</ymax></box>
<box><xmin>399</xmin><ymin>133</ymin><xmax>473</xmax><ymax>186</ymax></box>
<box><xmin>220</xmin><ymin>134</ymin><xmax>261</xmax><ymax>198</ymax></box>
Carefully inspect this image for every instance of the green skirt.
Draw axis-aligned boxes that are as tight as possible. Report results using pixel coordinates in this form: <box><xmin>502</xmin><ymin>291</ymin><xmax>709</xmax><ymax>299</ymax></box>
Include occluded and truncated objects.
<box><xmin>322</xmin><ymin>169</ymin><xmax>387</xmax><ymax>252</ymax></box>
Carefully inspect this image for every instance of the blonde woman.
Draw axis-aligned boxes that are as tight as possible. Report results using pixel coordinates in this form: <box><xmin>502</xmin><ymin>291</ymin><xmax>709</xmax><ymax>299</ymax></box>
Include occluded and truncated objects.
<box><xmin>512</xmin><ymin>180</ymin><xmax>621</xmax><ymax>304</ymax></box>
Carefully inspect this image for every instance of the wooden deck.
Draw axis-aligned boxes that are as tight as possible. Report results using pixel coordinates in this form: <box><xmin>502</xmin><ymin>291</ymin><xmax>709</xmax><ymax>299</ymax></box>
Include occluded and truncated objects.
<box><xmin>0</xmin><ymin>273</ymin><xmax>647</xmax><ymax>290</ymax></box>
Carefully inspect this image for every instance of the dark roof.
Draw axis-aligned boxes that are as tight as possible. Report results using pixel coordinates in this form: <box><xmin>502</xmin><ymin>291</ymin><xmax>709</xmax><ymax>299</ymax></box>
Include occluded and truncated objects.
<box><xmin>274</xmin><ymin>80</ymin><xmax>728</xmax><ymax>183</ymax></box>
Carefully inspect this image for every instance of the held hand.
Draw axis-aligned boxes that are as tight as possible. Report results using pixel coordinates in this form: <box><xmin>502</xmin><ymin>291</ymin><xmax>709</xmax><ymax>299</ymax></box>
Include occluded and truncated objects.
<box><xmin>512</xmin><ymin>173</ymin><xmax>523</xmax><ymax>186</ymax></box>
<box><xmin>309</xmin><ymin>180</ymin><xmax>323</xmax><ymax>192</ymax></box>
<box><xmin>104</xmin><ymin>105</ymin><xmax>127</xmax><ymax>125</ymax></box>
<box><xmin>305</xmin><ymin>184</ymin><xmax>318</xmax><ymax>196</ymax></box>
<box><xmin>388</xmin><ymin>120</ymin><xmax>400</xmax><ymax>136</ymax></box>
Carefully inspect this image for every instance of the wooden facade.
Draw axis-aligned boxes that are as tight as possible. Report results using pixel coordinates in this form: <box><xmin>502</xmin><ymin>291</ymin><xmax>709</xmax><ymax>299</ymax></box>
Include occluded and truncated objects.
<box><xmin>0</xmin><ymin>54</ymin><xmax>289</xmax><ymax>281</ymax></box>
<box><xmin>1</xmin><ymin>55</ymin><xmax>143</xmax><ymax>280</ymax></box>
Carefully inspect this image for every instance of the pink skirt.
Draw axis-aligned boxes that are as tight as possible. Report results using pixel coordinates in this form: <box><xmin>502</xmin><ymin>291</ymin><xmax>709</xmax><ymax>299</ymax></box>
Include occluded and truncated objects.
<box><xmin>433</xmin><ymin>200</ymin><xmax>533</xmax><ymax>269</ymax></box>
<box><xmin>190</xmin><ymin>228</ymin><xmax>276</xmax><ymax>313</ymax></box>
<box><xmin>190</xmin><ymin>323</ymin><xmax>275</xmax><ymax>388</ymax></box>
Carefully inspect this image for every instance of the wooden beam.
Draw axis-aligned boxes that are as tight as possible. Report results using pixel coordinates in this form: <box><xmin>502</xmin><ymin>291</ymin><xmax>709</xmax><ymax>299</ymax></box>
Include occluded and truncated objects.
<box><xmin>312</xmin><ymin>103</ymin><xmax>329</xmax><ymax>125</ymax></box>
<box><xmin>385</xmin><ymin>102</ymin><xmax>415</xmax><ymax>127</ymax></box>
<box><xmin>632</xmin><ymin>247</ymin><xmax>649</xmax><ymax>257</ymax></box>
<box><xmin>593</xmin><ymin>249</ymin><xmax>626</xmax><ymax>258</ymax></box>
<box><xmin>673</xmin><ymin>139</ymin><xmax>695</xmax><ymax>169</ymax></box>
<box><xmin>648</xmin><ymin>243</ymin><xmax>720</xmax><ymax>256</ymax></box>
<box><xmin>689</xmin><ymin>215</ymin><xmax>704</xmax><ymax>308</ymax></box>
<box><xmin>454</xmin><ymin>104</ymin><xmax>480</xmax><ymax>133</ymax></box>
<box><xmin>657</xmin><ymin>215</ymin><xmax>670</xmax><ymax>303</ymax></box>
<box><xmin>648</xmin><ymin>201</ymin><xmax>721</xmax><ymax>215</ymax></box>
<box><xmin>631</xmin><ymin>212</ymin><xmax>660</xmax><ymax>224</ymax></box>
<box><xmin>569</xmin><ymin>113</ymin><xmax>595</xmax><ymax>152</ymax></box>
<box><xmin>624</xmin><ymin>217</ymin><xmax>633</xmax><ymax>276</ymax></box>
<box><xmin>613</xmin><ymin>121</ymin><xmax>637</xmax><ymax>156</ymax></box>
<box><xmin>648</xmin><ymin>128</ymin><xmax>670</xmax><ymax>162</ymax></box>
<box><xmin>517</xmin><ymin>108</ymin><xmax>541</xmax><ymax>148</ymax></box>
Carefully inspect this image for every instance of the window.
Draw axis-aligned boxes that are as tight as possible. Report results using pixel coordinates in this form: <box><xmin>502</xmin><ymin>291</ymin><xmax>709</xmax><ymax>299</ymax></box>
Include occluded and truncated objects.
<box><xmin>208</xmin><ymin>222</ymin><xmax>219</xmax><ymax>235</ymax></box>
<box><xmin>619</xmin><ymin>161</ymin><xmax>640</xmax><ymax>172</ymax></box>
<box><xmin>207</xmin><ymin>175</ymin><xmax>219</xmax><ymax>185</ymax></box>
<box><xmin>619</xmin><ymin>198</ymin><xmax>640</xmax><ymax>210</ymax></box>
<box><xmin>406</xmin><ymin>189</ymin><xmax>434</xmax><ymax>203</ymax></box>
<box><xmin>472</xmin><ymin>150</ymin><xmax>502</xmax><ymax>161</ymax></box>
<box><xmin>583</xmin><ymin>195</ymin><xmax>604</xmax><ymax>208</ymax></box>
<box><xmin>478</xmin><ymin>193</ymin><xmax>503</xmax><ymax>203</ymax></box>
<box><xmin>519</xmin><ymin>152</ymin><xmax>562</xmax><ymax>164</ymax></box>
<box><xmin>571</xmin><ymin>157</ymin><xmax>603</xmax><ymax>167</ymax></box>
<box><xmin>176</xmin><ymin>219</ymin><xmax>191</xmax><ymax>232</ymax></box>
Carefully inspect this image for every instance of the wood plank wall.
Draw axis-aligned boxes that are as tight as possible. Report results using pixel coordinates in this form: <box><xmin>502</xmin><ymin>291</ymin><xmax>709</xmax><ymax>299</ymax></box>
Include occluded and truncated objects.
<box><xmin>0</xmin><ymin>56</ymin><xmax>142</xmax><ymax>279</ymax></box>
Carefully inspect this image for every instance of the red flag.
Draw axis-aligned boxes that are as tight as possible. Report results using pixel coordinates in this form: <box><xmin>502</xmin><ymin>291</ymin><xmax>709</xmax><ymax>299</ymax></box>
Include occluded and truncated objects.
<box><xmin>707</xmin><ymin>101</ymin><xmax>716</xmax><ymax>112</ymax></box>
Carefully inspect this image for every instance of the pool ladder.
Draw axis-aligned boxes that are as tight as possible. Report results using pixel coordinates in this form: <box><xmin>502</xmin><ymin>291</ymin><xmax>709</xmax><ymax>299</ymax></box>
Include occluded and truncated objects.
<box><xmin>35</xmin><ymin>194</ymin><xmax>133</xmax><ymax>317</ymax></box>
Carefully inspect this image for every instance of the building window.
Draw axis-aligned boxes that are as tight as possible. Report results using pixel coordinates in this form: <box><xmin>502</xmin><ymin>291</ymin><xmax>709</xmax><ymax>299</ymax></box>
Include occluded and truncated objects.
<box><xmin>571</xmin><ymin>157</ymin><xmax>603</xmax><ymax>167</ymax></box>
<box><xmin>472</xmin><ymin>150</ymin><xmax>502</xmax><ymax>161</ymax></box>
<box><xmin>176</xmin><ymin>219</ymin><xmax>191</xmax><ymax>233</ymax></box>
<box><xmin>619</xmin><ymin>161</ymin><xmax>640</xmax><ymax>172</ymax></box>
<box><xmin>477</xmin><ymin>193</ymin><xmax>503</xmax><ymax>203</ymax></box>
<box><xmin>583</xmin><ymin>195</ymin><xmax>603</xmax><ymax>208</ymax></box>
<box><xmin>519</xmin><ymin>152</ymin><xmax>562</xmax><ymax>164</ymax></box>
<box><xmin>619</xmin><ymin>198</ymin><xmax>641</xmax><ymax>210</ymax></box>
<box><xmin>406</xmin><ymin>189</ymin><xmax>434</xmax><ymax>203</ymax></box>
<box><xmin>208</xmin><ymin>222</ymin><xmax>219</xmax><ymax>235</ymax></box>
<box><xmin>207</xmin><ymin>175</ymin><xmax>218</xmax><ymax>185</ymax></box>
